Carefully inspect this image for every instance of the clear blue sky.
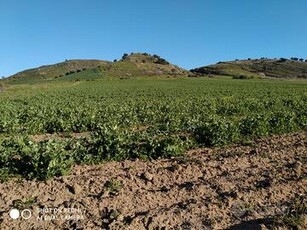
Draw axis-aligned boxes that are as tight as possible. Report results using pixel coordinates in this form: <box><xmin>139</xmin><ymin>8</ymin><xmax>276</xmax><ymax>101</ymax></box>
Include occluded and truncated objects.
<box><xmin>1</xmin><ymin>0</ymin><xmax>306</xmax><ymax>77</ymax></box>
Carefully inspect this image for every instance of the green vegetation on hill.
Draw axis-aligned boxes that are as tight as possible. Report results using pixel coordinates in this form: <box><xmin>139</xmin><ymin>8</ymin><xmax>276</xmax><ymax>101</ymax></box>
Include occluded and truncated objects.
<box><xmin>7</xmin><ymin>59</ymin><xmax>110</xmax><ymax>82</ymax></box>
<box><xmin>191</xmin><ymin>58</ymin><xmax>307</xmax><ymax>79</ymax></box>
<box><xmin>3</xmin><ymin>53</ymin><xmax>191</xmax><ymax>84</ymax></box>
<box><xmin>120</xmin><ymin>53</ymin><xmax>191</xmax><ymax>76</ymax></box>
<box><xmin>3</xmin><ymin>54</ymin><xmax>307</xmax><ymax>84</ymax></box>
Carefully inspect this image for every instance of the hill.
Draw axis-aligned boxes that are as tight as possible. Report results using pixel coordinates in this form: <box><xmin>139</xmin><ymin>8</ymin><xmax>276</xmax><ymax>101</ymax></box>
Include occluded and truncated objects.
<box><xmin>6</xmin><ymin>59</ymin><xmax>110</xmax><ymax>82</ymax></box>
<box><xmin>191</xmin><ymin>58</ymin><xmax>307</xmax><ymax>79</ymax></box>
<box><xmin>120</xmin><ymin>53</ymin><xmax>190</xmax><ymax>76</ymax></box>
<box><xmin>5</xmin><ymin>56</ymin><xmax>307</xmax><ymax>84</ymax></box>
<box><xmin>4</xmin><ymin>53</ymin><xmax>191</xmax><ymax>83</ymax></box>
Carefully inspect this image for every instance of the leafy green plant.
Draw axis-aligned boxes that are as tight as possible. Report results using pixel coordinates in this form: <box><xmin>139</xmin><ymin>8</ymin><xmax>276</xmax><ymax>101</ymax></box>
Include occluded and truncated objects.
<box><xmin>105</xmin><ymin>178</ymin><xmax>122</xmax><ymax>194</ymax></box>
<box><xmin>13</xmin><ymin>197</ymin><xmax>37</xmax><ymax>209</ymax></box>
<box><xmin>194</xmin><ymin>118</ymin><xmax>238</xmax><ymax>146</ymax></box>
<box><xmin>0</xmin><ymin>77</ymin><xmax>306</xmax><ymax>180</ymax></box>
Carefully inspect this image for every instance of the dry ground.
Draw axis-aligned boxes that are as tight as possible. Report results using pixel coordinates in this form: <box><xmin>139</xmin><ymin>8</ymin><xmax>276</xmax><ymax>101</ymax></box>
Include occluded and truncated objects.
<box><xmin>0</xmin><ymin>132</ymin><xmax>306</xmax><ymax>230</ymax></box>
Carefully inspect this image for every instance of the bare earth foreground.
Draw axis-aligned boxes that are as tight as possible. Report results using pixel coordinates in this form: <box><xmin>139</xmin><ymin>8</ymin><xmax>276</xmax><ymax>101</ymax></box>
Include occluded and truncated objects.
<box><xmin>0</xmin><ymin>133</ymin><xmax>306</xmax><ymax>230</ymax></box>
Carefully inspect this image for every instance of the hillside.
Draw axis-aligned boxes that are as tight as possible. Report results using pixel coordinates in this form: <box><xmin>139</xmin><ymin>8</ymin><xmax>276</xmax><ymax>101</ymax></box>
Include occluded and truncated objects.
<box><xmin>120</xmin><ymin>53</ymin><xmax>190</xmax><ymax>76</ymax></box>
<box><xmin>0</xmin><ymin>83</ymin><xmax>4</xmax><ymax>92</ymax></box>
<box><xmin>4</xmin><ymin>53</ymin><xmax>191</xmax><ymax>83</ymax></box>
<box><xmin>7</xmin><ymin>59</ymin><xmax>110</xmax><ymax>81</ymax></box>
<box><xmin>4</xmin><ymin>56</ymin><xmax>307</xmax><ymax>84</ymax></box>
<box><xmin>191</xmin><ymin>58</ymin><xmax>307</xmax><ymax>79</ymax></box>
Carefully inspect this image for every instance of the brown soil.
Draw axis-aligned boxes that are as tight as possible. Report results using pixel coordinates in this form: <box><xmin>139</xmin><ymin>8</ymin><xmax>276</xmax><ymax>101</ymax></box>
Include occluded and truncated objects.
<box><xmin>30</xmin><ymin>132</ymin><xmax>90</xmax><ymax>142</ymax></box>
<box><xmin>0</xmin><ymin>132</ymin><xmax>306</xmax><ymax>230</ymax></box>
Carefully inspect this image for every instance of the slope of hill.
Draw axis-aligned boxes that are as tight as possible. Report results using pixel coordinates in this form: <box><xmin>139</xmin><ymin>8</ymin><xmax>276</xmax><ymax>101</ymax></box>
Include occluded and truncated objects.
<box><xmin>191</xmin><ymin>58</ymin><xmax>307</xmax><ymax>79</ymax></box>
<box><xmin>4</xmin><ymin>53</ymin><xmax>191</xmax><ymax>83</ymax></box>
<box><xmin>8</xmin><ymin>59</ymin><xmax>110</xmax><ymax>81</ymax></box>
<box><xmin>0</xmin><ymin>83</ymin><xmax>5</xmax><ymax>92</ymax></box>
<box><xmin>5</xmin><ymin>55</ymin><xmax>307</xmax><ymax>84</ymax></box>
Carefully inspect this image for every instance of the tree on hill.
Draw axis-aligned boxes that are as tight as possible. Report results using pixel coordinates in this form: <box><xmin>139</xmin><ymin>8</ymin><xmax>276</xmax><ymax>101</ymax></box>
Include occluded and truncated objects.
<box><xmin>278</xmin><ymin>58</ymin><xmax>288</xmax><ymax>62</ymax></box>
<box><xmin>155</xmin><ymin>57</ymin><xmax>169</xmax><ymax>65</ymax></box>
<box><xmin>122</xmin><ymin>53</ymin><xmax>128</xmax><ymax>60</ymax></box>
<box><xmin>153</xmin><ymin>54</ymin><xmax>169</xmax><ymax>65</ymax></box>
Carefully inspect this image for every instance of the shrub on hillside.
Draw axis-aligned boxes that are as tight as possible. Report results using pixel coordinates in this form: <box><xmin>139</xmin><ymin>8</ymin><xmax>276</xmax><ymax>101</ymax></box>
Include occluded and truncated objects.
<box><xmin>233</xmin><ymin>75</ymin><xmax>255</xmax><ymax>79</ymax></box>
<box><xmin>122</xmin><ymin>53</ymin><xmax>128</xmax><ymax>60</ymax></box>
<box><xmin>152</xmin><ymin>54</ymin><xmax>169</xmax><ymax>65</ymax></box>
<box><xmin>278</xmin><ymin>58</ymin><xmax>288</xmax><ymax>62</ymax></box>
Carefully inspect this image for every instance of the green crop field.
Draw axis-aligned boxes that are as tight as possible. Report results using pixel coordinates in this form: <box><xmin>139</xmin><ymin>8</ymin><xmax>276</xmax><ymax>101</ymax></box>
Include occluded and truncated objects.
<box><xmin>0</xmin><ymin>77</ymin><xmax>306</xmax><ymax>180</ymax></box>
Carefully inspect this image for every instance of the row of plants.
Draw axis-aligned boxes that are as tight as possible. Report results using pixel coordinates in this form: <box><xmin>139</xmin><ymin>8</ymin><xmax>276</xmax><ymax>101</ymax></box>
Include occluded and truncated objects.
<box><xmin>0</xmin><ymin>109</ymin><xmax>306</xmax><ymax>181</ymax></box>
<box><xmin>0</xmin><ymin>78</ymin><xmax>306</xmax><ymax>180</ymax></box>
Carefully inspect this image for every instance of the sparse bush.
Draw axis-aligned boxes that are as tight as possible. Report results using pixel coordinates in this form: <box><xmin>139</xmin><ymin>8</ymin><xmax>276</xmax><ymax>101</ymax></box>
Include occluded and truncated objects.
<box><xmin>153</xmin><ymin>55</ymin><xmax>169</xmax><ymax>65</ymax></box>
<box><xmin>156</xmin><ymin>58</ymin><xmax>169</xmax><ymax>65</ymax></box>
<box><xmin>105</xmin><ymin>178</ymin><xmax>122</xmax><ymax>194</ymax></box>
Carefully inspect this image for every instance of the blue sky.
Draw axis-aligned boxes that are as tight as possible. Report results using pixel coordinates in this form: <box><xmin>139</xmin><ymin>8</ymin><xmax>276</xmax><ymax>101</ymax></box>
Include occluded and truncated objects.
<box><xmin>0</xmin><ymin>0</ymin><xmax>306</xmax><ymax>77</ymax></box>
